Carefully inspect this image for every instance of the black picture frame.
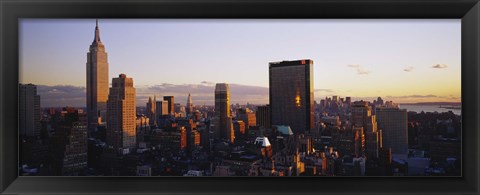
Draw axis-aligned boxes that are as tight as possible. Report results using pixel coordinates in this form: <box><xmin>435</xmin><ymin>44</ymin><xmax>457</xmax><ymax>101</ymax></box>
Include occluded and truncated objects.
<box><xmin>1</xmin><ymin>0</ymin><xmax>479</xmax><ymax>194</ymax></box>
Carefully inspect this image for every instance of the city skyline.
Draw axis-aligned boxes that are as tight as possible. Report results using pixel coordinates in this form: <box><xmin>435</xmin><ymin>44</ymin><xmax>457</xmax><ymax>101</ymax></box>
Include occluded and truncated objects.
<box><xmin>20</xmin><ymin>19</ymin><xmax>461</xmax><ymax>106</ymax></box>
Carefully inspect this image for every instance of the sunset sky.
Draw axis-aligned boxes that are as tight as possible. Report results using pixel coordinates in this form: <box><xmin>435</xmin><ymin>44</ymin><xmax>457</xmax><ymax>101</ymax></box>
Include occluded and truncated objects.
<box><xmin>20</xmin><ymin>19</ymin><xmax>461</xmax><ymax>107</ymax></box>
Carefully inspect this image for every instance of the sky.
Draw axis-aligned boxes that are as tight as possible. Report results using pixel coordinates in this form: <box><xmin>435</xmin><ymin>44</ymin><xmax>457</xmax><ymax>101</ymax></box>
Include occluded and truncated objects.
<box><xmin>19</xmin><ymin>19</ymin><xmax>461</xmax><ymax>107</ymax></box>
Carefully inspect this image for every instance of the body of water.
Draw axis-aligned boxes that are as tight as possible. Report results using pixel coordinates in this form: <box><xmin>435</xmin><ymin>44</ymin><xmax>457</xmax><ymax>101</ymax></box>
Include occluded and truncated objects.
<box><xmin>398</xmin><ymin>104</ymin><xmax>461</xmax><ymax>116</ymax></box>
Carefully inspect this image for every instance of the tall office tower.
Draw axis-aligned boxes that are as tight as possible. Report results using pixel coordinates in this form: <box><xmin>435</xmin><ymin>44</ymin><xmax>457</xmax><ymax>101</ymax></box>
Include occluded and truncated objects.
<box><xmin>155</xmin><ymin>100</ymin><xmax>169</xmax><ymax>120</ymax></box>
<box><xmin>233</xmin><ymin>120</ymin><xmax>246</xmax><ymax>136</ymax></box>
<box><xmin>376</xmin><ymin>106</ymin><xmax>408</xmax><ymax>155</ymax></box>
<box><xmin>236</xmin><ymin>108</ymin><xmax>256</xmax><ymax>130</ymax></box>
<box><xmin>351</xmin><ymin>101</ymin><xmax>381</xmax><ymax>159</ymax></box>
<box><xmin>107</xmin><ymin>74</ymin><xmax>136</xmax><ymax>152</ymax></box>
<box><xmin>353</xmin><ymin>126</ymin><xmax>365</xmax><ymax>158</ymax></box>
<box><xmin>186</xmin><ymin>93</ymin><xmax>193</xmax><ymax>115</ymax></box>
<box><xmin>214</xmin><ymin>83</ymin><xmax>231</xmax><ymax>140</ymax></box>
<box><xmin>269</xmin><ymin>59</ymin><xmax>314</xmax><ymax>135</ymax></box>
<box><xmin>19</xmin><ymin>84</ymin><xmax>41</xmax><ymax>137</ymax></box>
<box><xmin>52</xmin><ymin>109</ymin><xmax>88</xmax><ymax>175</ymax></box>
<box><xmin>86</xmin><ymin>19</ymin><xmax>109</xmax><ymax>132</ymax></box>
<box><xmin>163</xmin><ymin>96</ymin><xmax>175</xmax><ymax>115</ymax></box>
<box><xmin>256</xmin><ymin>105</ymin><xmax>271</xmax><ymax>129</ymax></box>
<box><xmin>146</xmin><ymin>96</ymin><xmax>156</xmax><ymax>126</ymax></box>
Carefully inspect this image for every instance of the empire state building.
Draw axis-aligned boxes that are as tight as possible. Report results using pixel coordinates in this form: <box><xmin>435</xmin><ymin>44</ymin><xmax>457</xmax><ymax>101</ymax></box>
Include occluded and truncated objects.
<box><xmin>86</xmin><ymin>20</ymin><xmax>109</xmax><ymax>132</ymax></box>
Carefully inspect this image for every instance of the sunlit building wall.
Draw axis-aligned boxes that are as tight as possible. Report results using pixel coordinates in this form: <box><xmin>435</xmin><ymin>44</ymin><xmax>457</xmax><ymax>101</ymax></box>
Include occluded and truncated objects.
<box><xmin>107</xmin><ymin>74</ymin><xmax>136</xmax><ymax>152</ymax></box>
<box><xmin>163</xmin><ymin>96</ymin><xmax>175</xmax><ymax>115</ymax></box>
<box><xmin>86</xmin><ymin>20</ymin><xmax>109</xmax><ymax>132</ymax></box>
<box><xmin>351</xmin><ymin>101</ymin><xmax>381</xmax><ymax>159</ymax></box>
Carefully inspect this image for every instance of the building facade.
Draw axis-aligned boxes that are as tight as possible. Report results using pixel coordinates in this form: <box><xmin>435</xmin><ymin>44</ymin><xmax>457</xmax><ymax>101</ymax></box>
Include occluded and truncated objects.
<box><xmin>86</xmin><ymin>20</ymin><xmax>109</xmax><ymax>132</ymax></box>
<box><xmin>163</xmin><ymin>96</ymin><xmax>175</xmax><ymax>115</ymax></box>
<box><xmin>269</xmin><ymin>59</ymin><xmax>314</xmax><ymax>134</ymax></box>
<box><xmin>376</xmin><ymin>107</ymin><xmax>408</xmax><ymax>155</ymax></box>
<box><xmin>52</xmin><ymin>109</ymin><xmax>88</xmax><ymax>175</ymax></box>
<box><xmin>186</xmin><ymin>93</ymin><xmax>193</xmax><ymax>115</ymax></box>
<box><xmin>107</xmin><ymin>74</ymin><xmax>136</xmax><ymax>152</ymax></box>
<box><xmin>256</xmin><ymin>105</ymin><xmax>271</xmax><ymax>129</ymax></box>
<box><xmin>146</xmin><ymin>96</ymin><xmax>156</xmax><ymax>126</ymax></box>
<box><xmin>236</xmin><ymin>108</ymin><xmax>256</xmax><ymax>130</ymax></box>
<box><xmin>214</xmin><ymin>83</ymin><xmax>231</xmax><ymax>141</ymax></box>
<box><xmin>155</xmin><ymin>100</ymin><xmax>169</xmax><ymax>124</ymax></box>
<box><xmin>351</xmin><ymin>101</ymin><xmax>381</xmax><ymax>159</ymax></box>
<box><xmin>19</xmin><ymin>83</ymin><xmax>41</xmax><ymax>137</ymax></box>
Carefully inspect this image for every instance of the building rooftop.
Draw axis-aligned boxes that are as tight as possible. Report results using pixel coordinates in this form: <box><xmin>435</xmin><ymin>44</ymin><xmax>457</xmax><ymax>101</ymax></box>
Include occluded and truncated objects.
<box><xmin>215</xmin><ymin>83</ymin><xmax>229</xmax><ymax>92</ymax></box>
<box><xmin>276</xmin><ymin>125</ymin><xmax>294</xmax><ymax>136</ymax></box>
<box><xmin>269</xmin><ymin>59</ymin><xmax>313</xmax><ymax>67</ymax></box>
<box><xmin>254</xmin><ymin>136</ymin><xmax>271</xmax><ymax>147</ymax></box>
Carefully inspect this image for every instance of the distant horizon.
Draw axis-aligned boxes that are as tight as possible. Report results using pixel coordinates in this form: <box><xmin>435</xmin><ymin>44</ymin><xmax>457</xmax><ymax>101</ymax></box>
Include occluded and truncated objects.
<box><xmin>25</xmin><ymin>82</ymin><xmax>461</xmax><ymax>108</ymax></box>
<box><xmin>20</xmin><ymin>19</ymin><xmax>461</xmax><ymax>107</ymax></box>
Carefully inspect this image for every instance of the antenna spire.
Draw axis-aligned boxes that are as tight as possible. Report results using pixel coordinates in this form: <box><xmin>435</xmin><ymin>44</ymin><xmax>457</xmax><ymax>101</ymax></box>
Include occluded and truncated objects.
<box><xmin>94</xmin><ymin>19</ymin><xmax>101</xmax><ymax>43</ymax></box>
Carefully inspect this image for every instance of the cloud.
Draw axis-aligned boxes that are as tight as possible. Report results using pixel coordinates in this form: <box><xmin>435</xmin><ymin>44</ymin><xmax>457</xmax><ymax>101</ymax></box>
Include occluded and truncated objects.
<box><xmin>347</xmin><ymin>64</ymin><xmax>371</xmax><ymax>75</ymax></box>
<box><xmin>386</xmin><ymin>94</ymin><xmax>438</xmax><ymax>99</ymax></box>
<box><xmin>200</xmin><ymin>81</ymin><xmax>214</xmax><ymax>86</ymax></box>
<box><xmin>432</xmin><ymin>64</ymin><xmax>448</xmax><ymax>69</ymax></box>
<box><xmin>35</xmin><ymin>83</ymin><xmax>270</xmax><ymax>107</ymax></box>
<box><xmin>403</xmin><ymin>66</ymin><xmax>414</xmax><ymax>72</ymax></box>
<box><xmin>314</xmin><ymin>89</ymin><xmax>335</xmax><ymax>93</ymax></box>
<box><xmin>36</xmin><ymin>85</ymin><xmax>87</xmax><ymax>107</ymax></box>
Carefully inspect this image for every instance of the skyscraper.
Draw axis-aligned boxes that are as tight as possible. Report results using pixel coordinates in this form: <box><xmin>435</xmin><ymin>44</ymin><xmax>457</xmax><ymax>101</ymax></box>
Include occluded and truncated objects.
<box><xmin>52</xmin><ymin>109</ymin><xmax>88</xmax><ymax>175</ymax></box>
<box><xmin>269</xmin><ymin>59</ymin><xmax>314</xmax><ymax>135</ymax></box>
<box><xmin>186</xmin><ymin>93</ymin><xmax>193</xmax><ymax>115</ymax></box>
<box><xmin>155</xmin><ymin>101</ymin><xmax>169</xmax><ymax>118</ymax></box>
<box><xmin>256</xmin><ymin>105</ymin><xmax>271</xmax><ymax>129</ymax></box>
<box><xmin>86</xmin><ymin>19</ymin><xmax>109</xmax><ymax>132</ymax></box>
<box><xmin>107</xmin><ymin>74</ymin><xmax>136</xmax><ymax>152</ymax></box>
<box><xmin>19</xmin><ymin>84</ymin><xmax>41</xmax><ymax>137</ymax></box>
<box><xmin>214</xmin><ymin>83</ymin><xmax>231</xmax><ymax>141</ymax></box>
<box><xmin>351</xmin><ymin>101</ymin><xmax>381</xmax><ymax>159</ymax></box>
<box><xmin>376</xmin><ymin>106</ymin><xmax>408</xmax><ymax>155</ymax></box>
<box><xmin>146</xmin><ymin>96</ymin><xmax>156</xmax><ymax>126</ymax></box>
<box><xmin>163</xmin><ymin>96</ymin><xmax>175</xmax><ymax>115</ymax></box>
<box><xmin>236</xmin><ymin>108</ymin><xmax>256</xmax><ymax>130</ymax></box>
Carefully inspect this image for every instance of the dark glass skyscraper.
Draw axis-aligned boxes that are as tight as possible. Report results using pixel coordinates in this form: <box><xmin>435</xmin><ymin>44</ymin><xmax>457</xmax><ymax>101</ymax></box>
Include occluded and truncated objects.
<box><xmin>269</xmin><ymin>59</ymin><xmax>314</xmax><ymax>134</ymax></box>
<box><xmin>214</xmin><ymin>83</ymin><xmax>233</xmax><ymax>142</ymax></box>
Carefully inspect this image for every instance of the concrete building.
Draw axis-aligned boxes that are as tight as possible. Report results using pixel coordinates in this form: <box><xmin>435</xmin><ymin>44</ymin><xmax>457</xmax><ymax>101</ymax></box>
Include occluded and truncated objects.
<box><xmin>155</xmin><ymin>100</ymin><xmax>169</xmax><ymax>122</ymax></box>
<box><xmin>236</xmin><ymin>108</ymin><xmax>256</xmax><ymax>130</ymax></box>
<box><xmin>186</xmin><ymin>93</ymin><xmax>193</xmax><ymax>115</ymax></box>
<box><xmin>269</xmin><ymin>59</ymin><xmax>314</xmax><ymax>134</ymax></box>
<box><xmin>163</xmin><ymin>96</ymin><xmax>175</xmax><ymax>115</ymax></box>
<box><xmin>226</xmin><ymin>116</ymin><xmax>235</xmax><ymax>143</ymax></box>
<box><xmin>233</xmin><ymin>120</ymin><xmax>246</xmax><ymax>136</ymax></box>
<box><xmin>376</xmin><ymin>106</ymin><xmax>408</xmax><ymax>155</ymax></box>
<box><xmin>107</xmin><ymin>74</ymin><xmax>136</xmax><ymax>152</ymax></box>
<box><xmin>52</xmin><ymin>109</ymin><xmax>88</xmax><ymax>175</ymax></box>
<box><xmin>86</xmin><ymin>19</ymin><xmax>109</xmax><ymax>132</ymax></box>
<box><xmin>146</xmin><ymin>96</ymin><xmax>156</xmax><ymax>126</ymax></box>
<box><xmin>19</xmin><ymin>83</ymin><xmax>41</xmax><ymax>137</ymax></box>
<box><xmin>351</xmin><ymin>101</ymin><xmax>381</xmax><ymax>159</ymax></box>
